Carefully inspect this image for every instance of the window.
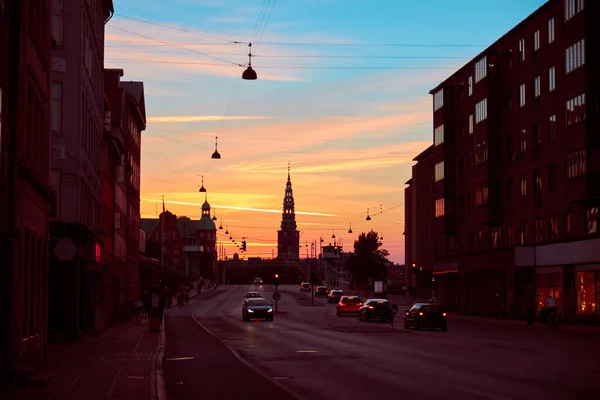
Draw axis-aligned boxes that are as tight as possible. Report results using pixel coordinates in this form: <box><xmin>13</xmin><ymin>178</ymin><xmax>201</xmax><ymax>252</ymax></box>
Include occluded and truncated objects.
<box><xmin>586</xmin><ymin>207</ymin><xmax>598</xmax><ymax>234</ymax></box>
<box><xmin>534</xmin><ymin>218</ymin><xmax>543</xmax><ymax>243</ymax></box>
<box><xmin>520</xmin><ymin>174</ymin><xmax>527</xmax><ymax>196</ymax></box>
<box><xmin>491</xmin><ymin>227</ymin><xmax>500</xmax><ymax>249</ymax></box>
<box><xmin>533</xmin><ymin>30</ymin><xmax>540</xmax><ymax>52</ymax></box>
<box><xmin>51</xmin><ymin>0</ymin><xmax>63</xmax><ymax>46</ymax></box>
<box><xmin>548</xmin><ymin>163</ymin><xmax>557</xmax><ymax>192</ymax></box>
<box><xmin>534</xmin><ymin>168</ymin><xmax>542</xmax><ymax>193</ymax></box>
<box><xmin>566</xmin><ymin>148</ymin><xmax>586</xmax><ymax>179</ymax></box>
<box><xmin>434</xmin><ymin>161</ymin><xmax>444</xmax><ymax>182</ymax></box>
<box><xmin>474</xmin><ymin>56</ymin><xmax>487</xmax><ymax>83</ymax></box>
<box><xmin>468</xmin><ymin>114</ymin><xmax>474</xmax><ymax>134</ymax></box>
<box><xmin>549</xmin><ymin>215</ymin><xmax>560</xmax><ymax>240</ymax></box>
<box><xmin>565</xmin><ymin>0</ymin><xmax>584</xmax><ymax>21</ymax></box>
<box><xmin>548</xmin><ymin>115</ymin><xmax>556</xmax><ymax>141</ymax></box>
<box><xmin>475</xmin><ymin>140</ymin><xmax>488</xmax><ymax>165</ymax></box>
<box><xmin>518</xmin><ymin>39</ymin><xmax>526</xmax><ymax>62</ymax></box>
<box><xmin>532</xmin><ymin>122</ymin><xmax>541</xmax><ymax>145</ymax></box>
<box><xmin>565</xmin><ymin>39</ymin><xmax>585</xmax><ymax>74</ymax></box>
<box><xmin>534</xmin><ymin>76</ymin><xmax>541</xmax><ymax>97</ymax></box>
<box><xmin>506</xmin><ymin>178</ymin><xmax>513</xmax><ymax>201</ymax></box>
<box><xmin>566</xmin><ymin>212</ymin><xmax>573</xmax><ymax>235</ymax></box>
<box><xmin>506</xmin><ymin>135</ymin><xmax>513</xmax><ymax>160</ymax></box>
<box><xmin>519</xmin><ymin>84</ymin><xmax>526</xmax><ymax>107</ymax></box>
<box><xmin>565</xmin><ymin>93</ymin><xmax>586</xmax><ymax>127</ymax></box>
<box><xmin>433</xmin><ymin>89</ymin><xmax>444</xmax><ymax>111</ymax></box>
<box><xmin>548</xmin><ymin>18</ymin><xmax>555</xmax><ymax>43</ymax></box>
<box><xmin>519</xmin><ymin>220</ymin><xmax>528</xmax><ymax>245</ymax></box>
<box><xmin>475</xmin><ymin>98</ymin><xmax>487</xmax><ymax>123</ymax></box>
<box><xmin>507</xmin><ymin>224</ymin><xmax>514</xmax><ymax>247</ymax></box>
<box><xmin>475</xmin><ymin>183</ymin><xmax>488</xmax><ymax>207</ymax></box>
<box><xmin>468</xmin><ymin>76</ymin><xmax>473</xmax><ymax>96</ymax></box>
<box><xmin>51</xmin><ymin>82</ymin><xmax>62</xmax><ymax>132</ymax></box>
<box><xmin>520</xmin><ymin>129</ymin><xmax>527</xmax><ymax>152</ymax></box>
<box><xmin>434</xmin><ymin>124</ymin><xmax>444</xmax><ymax>146</ymax></box>
<box><xmin>49</xmin><ymin>170</ymin><xmax>60</xmax><ymax>218</ymax></box>
<box><xmin>548</xmin><ymin>67</ymin><xmax>556</xmax><ymax>92</ymax></box>
<box><xmin>435</xmin><ymin>198</ymin><xmax>445</xmax><ymax>218</ymax></box>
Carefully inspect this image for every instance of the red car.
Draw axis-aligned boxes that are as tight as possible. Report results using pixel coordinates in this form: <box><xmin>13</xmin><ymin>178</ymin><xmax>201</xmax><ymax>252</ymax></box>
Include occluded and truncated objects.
<box><xmin>336</xmin><ymin>296</ymin><xmax>363</xmax><ymax>316</ymax></box>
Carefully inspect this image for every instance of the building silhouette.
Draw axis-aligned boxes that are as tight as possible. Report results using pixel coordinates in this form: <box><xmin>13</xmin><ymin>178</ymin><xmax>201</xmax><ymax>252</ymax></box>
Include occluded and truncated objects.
<box><xmin>277</xmin><ymin>164</ymin><xmax>300</xmax><ymax>260</ymax></box>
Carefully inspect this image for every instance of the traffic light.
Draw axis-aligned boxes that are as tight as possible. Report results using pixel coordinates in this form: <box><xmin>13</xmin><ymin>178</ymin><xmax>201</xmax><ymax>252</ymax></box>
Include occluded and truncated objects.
<box><xmin>273</xmin><ymin>273</ymin><xmax>280</xmax><ymax>287</ymax></box>
<box><xmin>242</xmin><ymin>240</ymin><xmax>247</xmax><ymax>251</ymax></box>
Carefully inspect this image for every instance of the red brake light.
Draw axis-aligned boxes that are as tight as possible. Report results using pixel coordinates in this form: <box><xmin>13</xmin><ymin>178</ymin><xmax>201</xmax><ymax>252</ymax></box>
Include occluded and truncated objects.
<box><xmin>368</xmin><ymin>306</ymin><xmax>374</xmax><ymax>309</ymax></box>
<box><xmin>339</xmin><ymin>303</ymin><xmax>346</xmax><ymax>306</ymax></box>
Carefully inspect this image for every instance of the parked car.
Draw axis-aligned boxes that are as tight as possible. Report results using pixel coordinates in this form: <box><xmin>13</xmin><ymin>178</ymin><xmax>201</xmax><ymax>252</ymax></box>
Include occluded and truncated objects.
<box><xmin>404</xmin><ymin>303</ymin><xmax>447</xmax><ymax>331</ymax></box>
<box><xmin>300</xmin><ymin>282</ymin><xmax>311</xmax><ymax>292</ymax></box>
<box><xmin>358</xmin><ymin>299</ymin><xmax>395</xmax><ymax>322</ymax></box>
<box><xmin>327</xmin><ymin>289</ymin><xmax>344</xmax><ymax>303</ymax></box>
<box><xmin>242</xmin><ymin>298</ymin><xmax>274</xmax><ymax>321</ymax></box>
<box><xmin>336</xmin><ymin>296</ymin><xmax>362</xmax><ymax>316</ymax></box>
<box><xmin>315</xmin><ymin>286</ymin><xmax>329</xmax><ymax>297</ymax></box>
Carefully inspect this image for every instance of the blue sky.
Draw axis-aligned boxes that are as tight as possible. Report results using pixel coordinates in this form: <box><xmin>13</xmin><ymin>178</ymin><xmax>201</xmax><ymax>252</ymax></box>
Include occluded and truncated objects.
<box><xmin>108</xmin><ymin>0</ymin><xmax>547</xmax><ymax>263</ymax></box>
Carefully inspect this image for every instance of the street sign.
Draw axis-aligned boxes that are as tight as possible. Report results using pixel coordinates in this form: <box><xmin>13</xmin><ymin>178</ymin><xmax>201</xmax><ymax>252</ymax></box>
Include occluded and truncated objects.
<box><xmin>273</xmin><ymin>292</ymin><xmax>282</xmax><ymax>301</ymax></box>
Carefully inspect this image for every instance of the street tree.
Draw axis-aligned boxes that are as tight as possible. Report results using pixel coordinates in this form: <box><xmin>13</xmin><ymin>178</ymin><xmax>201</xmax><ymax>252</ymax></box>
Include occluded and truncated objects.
<box><xmin>347</xmin><ymin>230</ymin><xmax>389</xmax><ymax>285</ymax></box>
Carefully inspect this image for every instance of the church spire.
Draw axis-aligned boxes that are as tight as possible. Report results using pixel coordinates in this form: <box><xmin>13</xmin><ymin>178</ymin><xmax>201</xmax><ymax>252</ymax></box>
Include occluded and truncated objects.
<box><xmin>277</xmin><ymin>164</ymin><xmax>300</xmax><ymax>260</ymax></box>
<box><xmin>287</xmin><ymin>160</ymin><xmax>290</xmax><ymax>181</ymax></box>
<box><xmin>280</xmin><ymin>164</ymin><xmax>297</xmax><ymax>231</ymax></box>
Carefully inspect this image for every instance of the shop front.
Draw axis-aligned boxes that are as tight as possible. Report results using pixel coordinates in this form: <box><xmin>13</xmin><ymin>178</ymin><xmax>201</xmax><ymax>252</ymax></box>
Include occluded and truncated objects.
<box><xmin>575</xmin><ymin>265</ymin><xmax>599</xmax><ymax>323</ymax></box>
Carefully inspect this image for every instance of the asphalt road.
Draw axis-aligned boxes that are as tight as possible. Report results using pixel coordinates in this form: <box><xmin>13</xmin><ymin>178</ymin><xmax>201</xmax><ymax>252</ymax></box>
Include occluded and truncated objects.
<box><xmin>163</xmin><ymin>284</ymin><xmax>600</xmax><ymax>400</ymax></box>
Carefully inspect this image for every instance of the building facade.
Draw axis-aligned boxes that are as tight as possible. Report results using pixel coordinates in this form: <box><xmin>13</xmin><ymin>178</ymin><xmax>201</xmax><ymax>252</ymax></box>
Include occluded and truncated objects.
<box><xmin>277</xmin><ymin>166</ymin><xmax>300</xmax><ymax>260</ymax></box>
<box><xmin>0</xmin><ymin>0</ymin><xmax>53</xmax><ymax>377</ymax></box>
<box><xmin>48</xmin><ymin>0</ymin><xmax>114</xmax><ymax>341</ymax></box>
<box><xmin>404</xmin><ymin>147</ymin><xmax>436</xmax><ymax>299</ymax></box>
<box><xmin>417</xmin><ymin>0</ymin><xmax>599</xmax><ymax>321</ymax></box>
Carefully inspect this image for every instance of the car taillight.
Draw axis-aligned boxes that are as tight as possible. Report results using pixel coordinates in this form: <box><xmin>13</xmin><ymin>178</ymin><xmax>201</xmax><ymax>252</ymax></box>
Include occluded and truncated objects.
<box><xmin>357</xmin><ymin>303</ymin><xmax>362</xmax><ymax>306</ymax></box>
<box><xmin>442</xmin><ymin>312</ymin><xmax>447</xmax><ymax>317</ymax></box>
<box><xmin>368</xmin><ymin>306</ymin><xmax>374</xmax><ymax>309</ymax></box>
<box><xmin>419</xmin><ymin>312</ymin><xmax>424</xmax><ymax>316</ymax></box>
<box><xmin>339</xmin><ymin>303</ymin><xmax>346</xmax><ymax>306</ymax></box>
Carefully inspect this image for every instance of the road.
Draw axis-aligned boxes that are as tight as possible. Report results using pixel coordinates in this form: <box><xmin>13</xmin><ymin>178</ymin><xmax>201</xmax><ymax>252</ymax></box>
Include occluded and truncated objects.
<box><xmin>163</xmin><ymin>284</ymin><xmax>600</xmax><ymax>400</ymax></box>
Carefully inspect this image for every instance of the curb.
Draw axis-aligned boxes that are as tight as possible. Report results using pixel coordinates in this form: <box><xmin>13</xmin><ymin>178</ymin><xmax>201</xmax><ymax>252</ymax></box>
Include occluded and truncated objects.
<box><xmin>190</xmin><ymin>314</ymin><xmax>309</xmax><ymax>400</ymax></box>
<box><xmin>151</xmin><ymin>326</ymin><xmax>167</xmax><ymax>400</ymax></box>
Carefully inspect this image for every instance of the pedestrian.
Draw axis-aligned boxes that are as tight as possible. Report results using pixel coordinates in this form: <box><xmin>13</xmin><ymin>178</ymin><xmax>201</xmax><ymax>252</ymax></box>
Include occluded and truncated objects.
<box><xmin>402</xmin><ymin>285</ymin><xmax>407</xmax><ymax>299</ymax></box>
<box><xmin>184</xmin><ymin>290</ymin><xmax>190</xmax><ymax>305</ymax></box>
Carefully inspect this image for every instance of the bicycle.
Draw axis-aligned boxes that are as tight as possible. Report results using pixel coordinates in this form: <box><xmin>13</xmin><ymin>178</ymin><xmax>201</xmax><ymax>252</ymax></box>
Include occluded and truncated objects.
<box><xmin>546</xmin><ymin>308</ymin><xmax>558</xmax><ymax>330</ymax></box>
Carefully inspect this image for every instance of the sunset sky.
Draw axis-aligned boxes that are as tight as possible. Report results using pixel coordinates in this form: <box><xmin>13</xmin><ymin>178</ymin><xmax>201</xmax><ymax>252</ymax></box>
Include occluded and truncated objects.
<box><xmin>108</xmin><ymin>0</ymin><xmax>546</xmax><ymax>263</ymax></box>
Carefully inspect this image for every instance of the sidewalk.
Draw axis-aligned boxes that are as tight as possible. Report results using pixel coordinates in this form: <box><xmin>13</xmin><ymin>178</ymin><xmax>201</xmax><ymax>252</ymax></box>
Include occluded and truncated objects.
<box><xmin>2</xmin><ymin>319</ymin><xmax>161</xmax><ymax>400</ymax></box>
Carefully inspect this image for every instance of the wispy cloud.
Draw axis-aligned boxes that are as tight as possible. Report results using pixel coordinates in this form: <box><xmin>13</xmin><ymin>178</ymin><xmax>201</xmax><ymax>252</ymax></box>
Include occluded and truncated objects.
<box><xmin>147</xmin><ymin>115</ymin><xmax>273</xmax><ymax>123</ymax></box>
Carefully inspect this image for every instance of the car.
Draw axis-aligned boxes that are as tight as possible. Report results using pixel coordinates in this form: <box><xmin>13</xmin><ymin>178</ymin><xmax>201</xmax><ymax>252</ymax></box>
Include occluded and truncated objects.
<box><xmin>242</xmin><ymin>298</ymin><xmax>274</xmax><ymax>321</ymax></box>
<box><xmin>253</xmin><ymin>278</ymin><xmax>263</xmax><ymax>285</ymax></box>
<box><xmin>315</xmin><ymin>286</ymin><xmax>329</xmax><ymax>297</ymax></box>
<box><xmin>358</xmin><ymin>299</ymin><xmax>395</xmax><ymax>322</ymax></box>
<box><xmin>404</xmin><ymin>303</ymin><xmax>447</xmax><ymax>331</ymax></box>
<box><xmin>300</xmin><ymin>282</ymin><xmax>311</xmax><ymax>292</ymax></box>
<box><xmin>336</xmin><ymin>296</ymin><xmax>362</xmax><ymax>316</ymax></box>
<box><xmin>327</xmin><ymin>289</ymin><xmax>344</xmax><ymax>303</ymax></box>
<box><xmin>244</xmin><ymin>291</ymin><xmax>262</xmax><ymax>299</ymax></box>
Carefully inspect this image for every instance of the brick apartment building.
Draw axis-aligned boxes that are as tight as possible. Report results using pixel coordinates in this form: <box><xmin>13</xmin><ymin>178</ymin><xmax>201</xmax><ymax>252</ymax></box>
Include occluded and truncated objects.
<box><xmin>406</xmin><ymin>0</ymin><xmax>599</xmax><ymax>322</ymax></box>
<box><xmin>0</xmin><ymin>0</ymin><xmax>54</xmax><ymax>377</ymax></box>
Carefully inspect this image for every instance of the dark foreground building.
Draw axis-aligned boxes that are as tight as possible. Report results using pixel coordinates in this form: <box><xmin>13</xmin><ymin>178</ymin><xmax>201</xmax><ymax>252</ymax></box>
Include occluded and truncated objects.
<box><xmin>407</xmin><ymin>0</ymin><xmax>599</xmax><ymax>322</ymax></box>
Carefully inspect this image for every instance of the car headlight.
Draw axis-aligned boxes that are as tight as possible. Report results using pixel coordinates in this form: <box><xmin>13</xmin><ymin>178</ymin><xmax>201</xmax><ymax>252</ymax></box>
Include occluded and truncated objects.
<box><xmin>267</xmin><ymin>308</ymin><xmax>273</xmax><ymax>312</ymax></box>
<box><xmin>248</xmin><ymin>309</ymin><xmax>254</xmax><ymax>313</ymax></box>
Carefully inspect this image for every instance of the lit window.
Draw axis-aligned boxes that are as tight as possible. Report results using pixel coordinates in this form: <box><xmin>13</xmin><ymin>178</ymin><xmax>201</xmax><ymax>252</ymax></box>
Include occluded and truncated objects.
<box><xmin>520</xmin><ymin>129</ymin><xmax>527</xmax><ymax>152</ymax></box>
<box><xmin>468</xmin><ymin>76</ymin><xmax>473</xmax><ymax>96</ymax></box>
<box><xmin>534</xmin><ymin>76</ymin><xmax>541</xmax><ymax>97</ymax></box>
<box><xmin>565</xmin><ymin>39</ymin><xmax>585</xmax><ymax>74</ymax></box>
<box><xmin>549</xmin><ymin>67</ymin><xmax>556</xmax><ymax>92</ymax></box>
<box><xmin>549</xmin><ymin>215</ymin><xmax>560</xmax><ymax>240</ymax></box>
<box><xmin>518</xmin><ymin>39</ymin><xmax>526</xmax><ymax>62</ymax></box>
<box><xmin>491</xmin><ymin>227</ymin><xmax>500</xmax><ymax>249</ymax></box>
<box><xmin>434</xmin><ymin>124</ymin><xmax>444</xmax><ymax>146</ymax></box>
<box><xmin>474</xmin><ymin>56</ymin><xmax>487</xmax><ymax>83</ymax></box>
<box><xmin>533</xmin><ymin>30</ymin><xmax>540</xmax><ymax>52</ymax></box>
<box><xmin>519</xmin><ymin>84</ymin><xmax>526</xmax><ymax>107</ymax></box>
<box><xmin>475</xmin><ymin>183</ymin><xmax>488</xmax><ymax>206</ymax></box>
<box><xmin>475</xmin><ymin>98</ymin><xmax>487</xmax><ymax>123</ymax></box>
<box><xmin>434</xmin><ymin>161</ymin><xmax>444</xmax><ymax>182</ymax></box>
<box><xmin>435</xmin><ymin>198</ymin><xmax>445</xmax><ymax>218</ymax></box>
<box><xmin>433</xmin><ymin>89</ymin><xmax>444</xmax><ymax>111</ymax></box>
<box><xmin>565</xmin><ymin>93</ymin><xmax>586</xmax><ymax>127</ymax></box>
<box><xmin>52</xmin><ymin>0</ymin><xmax>64</xmax><ymax>46</ymax></box>
<box><xmin>475</xmin><ymin>140</ymin><xmax>488</xmax><ymax>165</ymax></box>
<box><xmin>565</xmin><ymin>149</ymin><xmax>586</xmax><ymax>179</ymax></box>
<box><xmin>548</xmin><ymin>115</ymin><xmax>556</xmax><ymax>141</ymax></box>
<box><xmin>469</xmin><ymin>114</ymin><xmax>474</xmax><ymax>134</ymax></box>
<box><xmin>548</xmin><ymin>18</ymin><xmax>555</xmax><ymax>43</ymax></box>
<box><xmin>586</xmin><ymin>207</ymin><xmax>598</xmax><ymax>234</ymax></box>
<box><xmin>520</xmin><ymin>174</ymin><xmax>527</xmax><ymax>196</ymax></box>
